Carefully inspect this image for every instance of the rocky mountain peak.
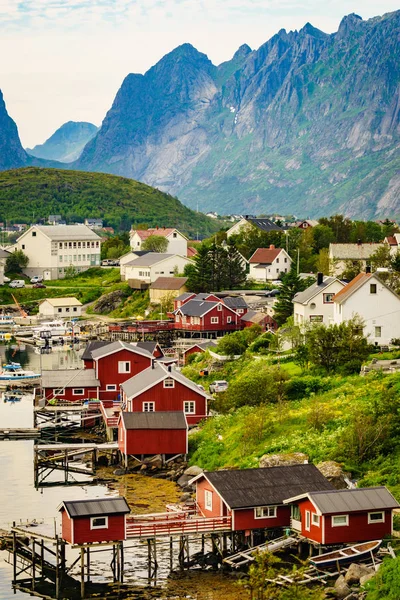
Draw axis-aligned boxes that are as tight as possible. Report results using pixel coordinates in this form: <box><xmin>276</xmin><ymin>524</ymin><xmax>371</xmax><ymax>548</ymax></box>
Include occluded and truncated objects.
<box><xmin>0</xmin><ymin>89</ymin><xmax>27</xmax><ymax>170</ymax></box>
<box><xmin>337</xmin><ymin>13</ymin><xmax>364</xmax><ymax>37</ymax></box>
<box><xmin>232</xmin><ymin>44</ymin><xmax>252</xmax><ymax>60</ymax></box>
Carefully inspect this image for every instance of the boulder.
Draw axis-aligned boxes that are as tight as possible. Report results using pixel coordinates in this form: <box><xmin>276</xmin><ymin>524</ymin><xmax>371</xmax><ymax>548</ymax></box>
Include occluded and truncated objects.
<box><xmin>184</xmin><ymin>465</ymin><xmax>203</xmax><ymax>477</ymax></box>
<box><xmin>177</xmin><ymin>474</ymin><xmax>192</xmax><ymax>488</ymax></box>
<box><xmin>180</xmin><ymin>492</ymin><xmax>192</xmax><ymax>502</ymax></box>
<box><xmin>259</xmin><ymin>453</ymin><xmax>308</xmax><ymax>468</ymax></box>
<box><xmin>113</xmin><ymin>468</ymin><xmax>126</xmax><ymax>476</ymax></box>
<box><xmin>93</xmin><ymin>289</ymin><xmax>128</xmax><ymax>314</ymax></box>
<box><xmin>345</xmin><ymin>562</ymin><xmax>373</xmax><ymax>585</ymax></box>
<box><xmin>334</xmin><ymin>575</ymin><xmax>351</xmax><ymax>598</ymax></box>
<box><xmin>316</xmin><ymin>461</ymin><xmax>349</xmax><ymax>490</ymax></box>
<box><xmin>144</xmin><ymin>454</ymin><xmax>163</xmax><ymax>469</ymax></box>
<box><xmin>360</xmin><ymin>572</ymin><xmax>376</xmax><ymax>586</ymax></box>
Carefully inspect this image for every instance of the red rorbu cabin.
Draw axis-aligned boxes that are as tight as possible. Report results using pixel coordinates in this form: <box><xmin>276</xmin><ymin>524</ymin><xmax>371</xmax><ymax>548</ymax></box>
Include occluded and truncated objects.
<box><xmin>81</xmin><ymin>341</ymin><xmax>111</xmax><ymax>369</ymax></box>
<box><xmin>182</xmin><ymin>340</ymin><xmax>217</xmax><ymax>364</ymax></box>
<box><xmin>58</xmin><ymin>497</ymin><xmax>130</xmax><ymax>545</ymax></box>
<box><xmin>120</xmin><ymin>362</ymin><xmax>209</xmax><ymax>426</ymax></box>
<box><xmin>241</xmin><ymin>311</ymin><xmax>277</xmax><ymax>332</ymax></box>
<box><xmin>191</xmin><ymin>464</ymin><xmax>333</xmax><ymax>532</ymax></box>
<box><xmin>91</xmin><ymin>341</ymin><xmax>153</xmax><ymax>400</ymax></box>
<box><xmin>174</xmin><ymin>299</ymin><xmax>241</xmax><ymax>333</ymax></box>
<box><xmin>41</xmin><ymin>369</ymin><xmax>100</xmax><ymax>402</ymax></box>
<box><xmin>283</xmin><ymin>487</ymin><xmax>400</xmax><ymax>545</ymax></box>
<box><xmin>118</xmin><ymin>411</ymin><xmax>188</xmax><ymax>459</ymax></box>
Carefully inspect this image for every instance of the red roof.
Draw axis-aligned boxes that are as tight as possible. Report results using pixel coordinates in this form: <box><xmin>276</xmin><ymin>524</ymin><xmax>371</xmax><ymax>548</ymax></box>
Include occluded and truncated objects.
<box><xmin>187</xmin><ymin>246</ymin><xmax>198</xmax><ymax>258</ymax></box>
<box><xmin>333</xmin><ymin>272</ymin><xmax>371</xmax><ymax>303</ymax></box>
<box><xmin>386</xmin><ymin>236</ymin><xmax>398</xmax><ymax>246</ymax></box>
<box><xmin>249</xmin><ymin>247</ymin><xmax>283</xmax><ymax>264</ymax></box>
<box><xmin>134</xmin><ymin>228</ymin><xmax>177</xmax><ymax>240</ymax></box>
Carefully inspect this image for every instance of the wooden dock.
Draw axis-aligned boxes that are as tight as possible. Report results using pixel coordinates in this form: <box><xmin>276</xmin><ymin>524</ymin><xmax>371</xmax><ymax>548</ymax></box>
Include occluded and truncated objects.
<box><xmin>0</xmin><ymin>427</ymin><xmax>40</xmax><ymax>439</ymax></box>
<box><xmin>223</xmin><ymin>536</ymin><xmax>298</xmax><ymax>568</ymax></box>
<box><xmin>125</xmin><ymin>513</ymin><xmax>232</xmax><ymax>539</ymax></box>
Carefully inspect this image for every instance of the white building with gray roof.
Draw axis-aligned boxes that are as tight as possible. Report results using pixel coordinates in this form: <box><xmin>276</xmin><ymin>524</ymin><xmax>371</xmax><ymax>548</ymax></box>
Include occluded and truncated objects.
<box><xmin>293</xmin><ymin>273</ymin><xmax>345</xmax><ymax>326</ymax></box>
<box><xmin>329</xmin><ymin>242</ymin><xmax>383</xmax><ymax>277</ymax></box>
<box><xmin>123</xmin><ymin>253</ymin><xmax>192</xmax><ymax>288</ymax></box>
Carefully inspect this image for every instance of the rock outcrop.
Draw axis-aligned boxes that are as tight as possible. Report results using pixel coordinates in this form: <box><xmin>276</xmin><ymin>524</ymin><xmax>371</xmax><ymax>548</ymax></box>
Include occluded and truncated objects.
<box><xmin>259</xmin><ymin>453</ymin><xmax>308</xmax><ymax>468</ymax></box>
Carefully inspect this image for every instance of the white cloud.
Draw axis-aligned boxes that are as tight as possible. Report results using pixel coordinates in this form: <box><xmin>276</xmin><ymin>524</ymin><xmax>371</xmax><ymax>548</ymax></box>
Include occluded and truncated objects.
<box><xmin>0</xmin><ymin>0</ymin><xmax>399</xmax><ymax>146</ymax></box>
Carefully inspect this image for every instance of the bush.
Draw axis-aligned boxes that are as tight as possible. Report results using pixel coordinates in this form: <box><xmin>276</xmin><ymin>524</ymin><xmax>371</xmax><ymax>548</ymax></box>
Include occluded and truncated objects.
<box><xmin>365</xmin><ymin>557</ymin><xmax>400</xmax><ymax>599</ymax></box>
<box><xmin>250</xmin><ymin>332</ymin><xmax>274</xmax><ymax>353</ymax></box>
<box><xmin>285</xmin><ymin>376</ymin><xmax>332</xmax><ymax>400</ymax></box>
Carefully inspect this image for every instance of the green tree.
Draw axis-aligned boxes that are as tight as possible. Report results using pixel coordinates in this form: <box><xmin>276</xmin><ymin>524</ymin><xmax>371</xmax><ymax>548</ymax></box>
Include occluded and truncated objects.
<box><xmin>392</xmin><ymin>251</ymin><xmax>400</xmax><ymax>273</ymax></box>
<box><xmin>225</xmin><ymin>244</ymin><xmax>247</xmax><ymax>288</ymax></box>
<box><xmin>184</xmin><ymin>242</ymin><xmax>246</xmax><ymax>292</ymax></box>
<box><xmin>315</xmin><ymin>248</ymin><xmax>330</xmax><ymax>275</ymax></box>
<box><xmin>312</xmin><ymin>224</ymin><xmax>335</xmax><ymax>252</ymax></box>
<box><xmin>226</xmin><ymin>364</ymin><xmax>289</xmax><ymax>408</ymax></box>
<box><xmin>184</xmin><ymin>243</ymin><xmax>212</xmax><ymax>292</ymax></box>
<box><xmin>370</xmin><ymin>245</ymin><xmax>392</xmax><ymax>269</ymax></box>
<box><xmin>273</xmin><ymin>267</ymin><xmax>310</xmax><ymax>326</ymax></box>
<box><xmin>217</xmin><ymin>331</ymin><xmax>248</xmax><ymax>356</ymax></box>
<box><xmin>365</xmin><ymin>557</ymin><xmax>400</xmax><ymax>600</ymax></box>
<box><xmin>141</xmin><ymin>234</ymin><xmax>169</xmax><ymax>252</ymax></box>
<box><xmin>6</xmin><ymin>249</ymin><xmax>29</xmax><ymax>273</ymax></box>
<box><xmin>319</xmin><ymin>215</ymin><xmax>352</xmax><ymax>243</ymax></box>
<box><xmin>64</xmin><ymin>265</ymin><xmax>78</xmax><ymax>279</ymax></box>
<box><xmin>341</xmin><ymin>259</ymin><xmax>362</xmax><ymax>281</ymax></box>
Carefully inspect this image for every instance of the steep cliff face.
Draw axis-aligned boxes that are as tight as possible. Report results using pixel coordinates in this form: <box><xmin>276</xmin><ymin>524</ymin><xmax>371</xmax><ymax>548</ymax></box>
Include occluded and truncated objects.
<box><xmin>75</xmin><ymin>11</ymin><xmax>400</xmax><ymax>217</ymax></box>
<box><xmin>27</xmin><ymin>121</ymin><xmax>98</xmax><ymax>162</ymax></box>
<box><xmin>0</xmin><ymin>90</ymin><xmax>28</xmax><ymax>170</ymax></box>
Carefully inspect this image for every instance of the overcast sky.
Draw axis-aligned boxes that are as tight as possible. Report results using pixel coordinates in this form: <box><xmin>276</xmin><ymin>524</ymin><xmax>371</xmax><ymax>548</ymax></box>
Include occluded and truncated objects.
<box><xmin>1</xmin><ymin>0</ymin><xmax>398</xmax><ymax>147</ymax></box>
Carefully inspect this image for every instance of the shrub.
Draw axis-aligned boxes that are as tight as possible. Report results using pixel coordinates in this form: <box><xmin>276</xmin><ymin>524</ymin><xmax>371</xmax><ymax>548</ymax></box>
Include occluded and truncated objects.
<box><xmin>285</xmin><ymin>376</ymin><xmax>332</xmax><ymax>400</ymax></box>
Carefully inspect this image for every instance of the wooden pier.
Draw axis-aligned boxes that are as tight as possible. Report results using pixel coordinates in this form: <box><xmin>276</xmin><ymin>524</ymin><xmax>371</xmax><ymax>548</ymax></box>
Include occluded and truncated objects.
<box><xmin>0</xmin><ymin>427</ymin><xmax>40</xmax><ymax>440</ymax></box>
<box><xmin>223</xmin><ymin>535</ymin><xmax>299</xmax><ymax>568</ymax></box>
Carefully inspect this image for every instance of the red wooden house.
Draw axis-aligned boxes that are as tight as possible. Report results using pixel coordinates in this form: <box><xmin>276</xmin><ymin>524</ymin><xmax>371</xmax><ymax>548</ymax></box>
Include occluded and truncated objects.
<box><xmin>59</xmin><ymin>497</ymin><xmax>130</xmax><ymax>545</ymax></box>
<box><xmin>41</xmin><ymin>369</ymin><xmax>100</xmax><ymax>402</ymax></box>
<box><xmin>174</xmin><ymin>299</ymin><xmax>241</xmax><ymax>334</ymax></box>
<box><xmin>81</xmin><ymin>341</ymin><xmax>111</xmax><ymax>369</ymax></box>
<box><xmin>241</xmin><ymin>311</ymin><xmax>277</xmax><ymax>332</ymax></box>
<box><xmin>118</xmin><ymin>411</ymin><xmax>188</xmax><ymax>459</ymax></box>
<box><xmin>283</xmin><ymin>487</ymin><xmax>400</xmax><ymax>545</ymax></box>
<box><xmin>173</xmin><ymin>292</ymin><xmax>220</xmax><ymax>312</ymax></box>
<box><xmin>182</xmin><ymin>340</ymin><xmax>217</xmax><ymax>364</ymax></box>
<box><xmin>91</xmin><ymin>341</ymin><xmax>153</xmax><ymax>400</ymax></box>
<box><xmin>135</xmin><ymin>341</ymin><xmax>164</xmax><ymax>359</ymax></box>
<box><xmin>221</xmin><ymin>296</ymin><xmax>249</xmax><ymax>317</ymax></box>
<box><xmin>120</xmin><ymin>363</ymin><xmax>209</xmax><ymax>426</ymax></box>
<box><xmin>191</xmin><ymin>465</ymin><xmax>333</xmax><ymax>532</ymax></box>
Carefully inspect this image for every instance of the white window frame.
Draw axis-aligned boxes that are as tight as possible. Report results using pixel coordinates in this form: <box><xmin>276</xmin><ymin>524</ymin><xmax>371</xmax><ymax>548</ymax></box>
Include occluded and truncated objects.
<box><xmin>368</xmin><ymin>511</ymin><xmax>385</xmax><ymax>524</ymax></box>
<box><xmin>106</xmin><ymin>384</ymin><xmax>117</xmax><ymax>391</ymax></box>
<box><xmin>205</xmin><ymin>490</ymin><xmax>213</xmax><ymax>511</ymax></box>
<box><xmin>217</xmin><ymin>304</ymin><xmax>222</xmax><ymax>311</ymax></box>
<box><xmin>254</xmin><ymin>506</ymin><xmax>277</xmax><ymax>519</ymax></box>
<box><xmin>227</xmin><ymin>316</ymin><xmax>232</xmax><ymax>323</ymax></box>
<box><xmin>163</xmin><ymin>378</ymin><xmax>175</xmax><ymax>388</ymax></box>
<box><xmin>184</xmin><ymin>401</ymin><xmax>196</xmax><ymax>414</ymax></box>
<box><xmin>305</xmin><ymin>510</ymin><xmax>311</xmax><ymax>531</ymax></box>
<box><xmin>370</xmin><ymin>284</ymin><xmax>377</xmax><ymax>294</ymax></box>
<box><xmin>312</xmin><ymin>513</ymin><xmax>320</xmax><ymax>527</ymax></box>
<box><xmin>72</xmin><ymin>388</ymin><xmax>84</xmax><ymax>396</ymax></box>
<box><xmin>53</xmin><ymin>388</ymin><xmax>65</xmax><ymax>396</ymax></box>
<box><xmin>211</xmin><ymin>317</ymin><xmax>219</xmax><ymax>324</ymax></box>
<box><xmin>331</xmin><ymin>514</ymin><xmax>349</xmax><ymax>527</ymax></box>
<box><xmin>323</xmin><ymin>293</ymin><xmax>334</xmax><ymax>304</ymax></box>
<box><xmin>143</xmin><ymin>402</ymin><xmax>155</xmax><ymax>412</ymax></box>
<box><xmin>374</xmin><ymin>326</ymin><xmax>382</xmax><ymax>338</ymax></box>
<box><xmin>118</xmin><ymin>361</ymin><xmax>131</xmax><ymax>374</ymax></box>
<box><xmin>90</xmin><ymin>516</ymin><xmax>108</xmax><ymax>530</ymax></box>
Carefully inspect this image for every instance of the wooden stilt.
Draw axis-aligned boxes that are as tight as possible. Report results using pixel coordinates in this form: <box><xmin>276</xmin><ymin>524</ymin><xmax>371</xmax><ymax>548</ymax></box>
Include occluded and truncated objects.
<box><xmin>12</xmin><ymin>523</ymin><xmax>16</xmax><ymax>584</ymax></box>
<box><xmin>86</xmin><ymin>546</ymin><xmax>90</xmax><ymax>582</ymax></box>
<box><xmin>80</xmin><ymin>547</ymin><xmax>85</xmax><ymax>599</ymax></box>
<box><xmin>55</xmin><ymin>536</ymin><xmax>60</xmax><ymax>599</ymax></box>
<box><xmin>120</xmin><ymin>542</ymin><xmax>124</xmax><ymax>583</ymax></box>
<box><xmin>170</xmin><ymin>537</ymin><xmax>173</xmax><ymax>571</ymax></box>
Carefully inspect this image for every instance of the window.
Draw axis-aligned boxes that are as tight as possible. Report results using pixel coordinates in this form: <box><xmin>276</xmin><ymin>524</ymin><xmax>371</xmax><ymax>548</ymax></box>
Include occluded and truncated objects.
<box><xmin>73</xmin><ymin>307</ymin><xmax>77</xmax><ymax>312</ymax></box>
<box><xmin>106</xmin><ymin>384</ymin><xmax>117</xmax><ymax>391</ymax></box>
<box><xmin>118</xmin><ymin>361</ymin><xmax>131</xmax><ymax>374</ymax></box>
<box><xmin>370</xmin><ymin>284</ymin><xmax>377</xmax><ymax>294</ymax></box>
<box><xmin>90</xmin><ymin>516</ymin><xmax>108</xmax><ymax>530</ymax></box>
<box><xmin>217</xmin><ymin>304</ymin><xmax>222</xmax><ymax>311</ymax></box>
<box><xmin>184</xmin><ymin>401</ymin><xmax>196</xmax><ymax>414</ymax></box>
<box><xmin>368</xmin><ymin>512</ymin><xmax>385</xmax><ymax>524</ymax></box>
<box><xmin>78</xmin><ymin>255</ymin><xmax>81</xmax><ymax>261</ymax></box>
<box><xmin>276</xmin><ymin>268</ymin><xmax>279</xmax><ymax>273</ymax></box>
<box><xmin>237</xmin><ymin>309</ymin><xmax>243</xmax><ymax>314</ymax></box>
<box><xmin>53</xmin><ymin>388</ymin><xmax>65</xmax><ymax>396</ymax></box>
<box><xmin>312</xmin><ymin>513</ymin><xmax>320</xmax><ymax>527</ymax></box>
<box><xmin>163</xmin><ymin>378</ymin><xmax>175</xmax><ymax>388</ymax></box>
<box><xmin>59</xmin><ymin>243</ymin><xmax>63</xmax><ymax>249</ymax></box>
<box><xmin>82</xmin><ymin>254</ymin><xmax>86</xmax><ymax>261</ymax></box>
<box><xmin>59</xmin><ymin>255</ymin><xmax>63</xmax><ymax>262</ymax></box>
<box><xmin>276</xmin><ymin>258</ymin><xmax>279</xmax><ymax>263</ymax></box>
<box><xmin>73</xmin><ymin>242</ymin><xmax>76</xmax><ymax>248</ymax></box>
<box><xmin>78</xmin><ymin>242</ymin><xmax>81</xmax><ymax>248</ymax></box>
<box><xmin>375</xmin><ymin>326</ymin><xmax>382</xmax><ymax>338</ymax></box>
<box><xmin>68</xmin><ymin>242</ymin><xmax>72</xmax><ymax>248</ymax></box>
<box><xmin>309</xmin><ymin>315</ymin><xmax>323</xmax><ymax>322</ymax></box>
<box><xmin>205</xmin><ymin>490</ymin><xmax>213</xmax><ymax>511</ymax></box>
<box><xmin>22</xmin><ymin>244</ymin><xmax>25</xmax><ymax>250</ymax></box>
<box><xmin>143</xmin><ymin>402</ymin><xmax>155</xmax><ymax>412</ymax></box>
<box><xmin>305</xmin><ymin>510</ymin><xmax>310</xmax><ymax>531</ymax></box>
<box><xmin>72</xmin><ymin>389</ymin><xmax>84</xmax><ymax>396</ymax></box>
<box><xmin>211</xmin><ymin>317</ymin><xmax>219</xmax><ymax>324</ymax></box>
<box><xmin>82</xmin><ymin>242</ymin><xmax>86</xmax><ymax>248</ymax></box>
<box><xmin>332</xmin><ymin>515</ymin><xmax>349</xmax><ymax>527</ymax></box>
<box><xmin>227</xmin><ymin>316</ymin><xmax>232</xmax><ymax>323</ymax></box>
<box><xmin>255</xmin><ymin>506</ymin><xmax>277</xmax><ymax>519</ymax></box>
<box><xmin>284</xmin><ymin>258</ymin><xmax>287</xmax><ymax>263</ymax></box>
<box><xmin>32</xmin><ymin>231</ymin><xmax>36</xmax><ymax>237</ymax></box>
<box><xmin>323</xmin><ymin>293</ymin><xmax>334</xmax><ymax>303</ymax></box>
<box><xmin>173</xmin><ymin>232</ymin><xmax>177</xmax><ymax>238</ymax></box>
<box><xmin>65</xmin><ymin>308</ymin><xmax>70</xmax><ymax>313</ymax></box>
<box><xmin>58</xmin><ymin>308</ymin><xmax>62</xmax><ymax>313</ymax></box>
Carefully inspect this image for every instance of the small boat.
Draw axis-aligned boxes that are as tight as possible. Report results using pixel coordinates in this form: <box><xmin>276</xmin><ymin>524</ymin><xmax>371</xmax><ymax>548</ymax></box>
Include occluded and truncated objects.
<box><xmin>0</xmin><ymin>362</ymin><xmax>40</xmax><ymax>381</ymax></box>
<box><xmin>310</xmin><ymin>540</ymin><xmax>381</xmax><ymax>568</ymax></box>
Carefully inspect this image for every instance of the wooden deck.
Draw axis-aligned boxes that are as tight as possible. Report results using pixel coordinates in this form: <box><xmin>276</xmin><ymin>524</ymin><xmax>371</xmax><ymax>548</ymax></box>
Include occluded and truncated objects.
<box><xmin>126</xmin><ymin>512</ymin><xmax>232</xmax><ymax>539</ymax></box>
<box><xmin>223</xmin><ymin>536</ymin><xmax>299</xmax><ymax>568</ymax></box>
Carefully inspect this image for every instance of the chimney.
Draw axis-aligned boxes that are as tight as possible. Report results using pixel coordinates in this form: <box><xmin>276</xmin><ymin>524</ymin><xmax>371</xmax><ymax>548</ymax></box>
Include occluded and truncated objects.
<box><xmin>156</xmin><ymin>226</ymin><xmax>159</xmax><ymax>230</ymax></box>
<box><xmin>317</xmin><ymin>272</ymin><xmax>324</xmax><ymax>286</ymax></box>
<box><xmin>270</xmin><ymin>244</ymin><xmax>275</xmax><ymax>249</ymax></box>
<box><xmin>357</xmin><ymin>239</ymin><xmax>362</xmax><ymax>246</ymax></box>
<box><xmin>151</xmin><ymin>359</ymin><xmax>155</xmax><ymax>369</ymax></box>
<box><xmin>366</xmin><ymin>265</ymin><xmax>371</xmax><ymax>274</ymax></box>
<box><xmin>168</xmin><ymin>365</ymin><xmax>172</xmax><ymax>373</ymax></box>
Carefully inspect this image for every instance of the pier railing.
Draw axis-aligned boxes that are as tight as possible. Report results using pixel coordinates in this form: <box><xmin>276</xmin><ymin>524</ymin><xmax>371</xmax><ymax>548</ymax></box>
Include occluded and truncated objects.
<box><xmin>126</xmin><ymin>514</ymin><xmax>232</xmax><ymax>538</ymax></box>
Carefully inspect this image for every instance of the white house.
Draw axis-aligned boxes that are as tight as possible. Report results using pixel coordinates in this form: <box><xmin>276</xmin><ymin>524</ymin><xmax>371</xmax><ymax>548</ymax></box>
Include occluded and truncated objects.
<box><xmin>39</xmin><ymin>297</ymin><xmax>82</xmax><ymax>319</ymax></box>
<box><xmin>329</xmin><ymin>242</ymin><xmax>383</xmax><ymax>277</ymax></box>
<box><xmin>226</xmin><ymin>216</ymin><xmax>283</xmax><ymax>238</ymax></box>
<box><xmin>293</xmin><ymin>273</ymin><xmax>345</xmax><ymax>326</ymax></box>
<box><xmin>248</xmin><ymin>246</ymin><xmax>292</xmax><ymax>281</ymax></box>
<box><xmin>130</xmin><ymin>228</ymin><xmax>188</xmax><ymax>256</ymax></box>
<box><xmin>333</xmin><ymin>271</ymin><xmax>400</xmax><ymax>346</ymax></box>
<box><xmin>119</xmin><ymin>251</ymin><xmax>148</xmax><ymax>280</ymax></box>
<box><xmin>0</xmin><ymin>248</ymin><xmax>9</xmax><ymax>285</ymax></box>
<box><xmin>14</xmin><ymin>225</ymin><xmax>102</xmax><ymax>280</ymax></box>
<box><xmin>384</xmin><ymin>233</ymin><xmax>400</xmax><ymax>257</ymax></box>
<box><xmin>124</xmin><ymin>253</ymin><xmax>192</xmax><ymax>288</ymax></box>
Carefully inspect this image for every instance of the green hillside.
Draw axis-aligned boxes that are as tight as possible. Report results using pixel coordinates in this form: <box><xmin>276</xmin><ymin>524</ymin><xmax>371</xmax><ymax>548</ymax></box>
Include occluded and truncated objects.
<box><xmin>0</xmin><ymin>167</ymin><xmax>219</xmax><ymax>237</ymax></box>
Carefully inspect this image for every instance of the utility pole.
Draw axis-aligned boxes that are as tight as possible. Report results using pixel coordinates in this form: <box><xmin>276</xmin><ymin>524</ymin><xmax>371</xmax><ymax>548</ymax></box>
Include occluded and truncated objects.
<box><xmin>297</xmin><ymin>248</ymin><xmax>300</xmax><ymax>274</ymax></box>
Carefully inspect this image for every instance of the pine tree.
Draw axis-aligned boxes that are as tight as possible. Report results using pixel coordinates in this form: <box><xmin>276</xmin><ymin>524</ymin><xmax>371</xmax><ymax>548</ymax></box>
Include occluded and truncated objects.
<box><xmin>185</xmin><ymin>244</ymin><xmax>212</xmax><ymax>292</ymax></box>
<box><xmin>226</xmin><ymin>244</ymin><xmax>247</xmax><ymax>288</ymax></box>
<box><xmin>273</xmin><ymin>267</ymin><xmax>306</xmax><ymax>326</ymax></box>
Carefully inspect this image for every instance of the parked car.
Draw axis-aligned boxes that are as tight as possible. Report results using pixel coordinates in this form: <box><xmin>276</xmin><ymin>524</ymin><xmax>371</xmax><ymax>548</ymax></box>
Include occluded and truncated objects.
<box><xmin>209</xmin><ymin>380</ymin><xmax>229</xmax><ymax>393</ymax></box>
<box><xmin>9</xmin><ymin>280</ymin><xmax>25</xmax><ymax>288</ymax></box>
<box><xmin>30</xmin><ymin>275</ymin><xmax>43</xmax><ymax>284</ymax></box>
<box><xmin>33</xmin><ymin>282</ymin><xmax>46</xmax><ymax>288</ymax></box>
<box><xmin>3</xmin><ymin>276</ymin><xmax>10</xmax><ymax>283</ymax></box>
<box><xmin>269</xmin><ymin>289</ymin><xmax>280</xmax><ymax>297</ymax></box>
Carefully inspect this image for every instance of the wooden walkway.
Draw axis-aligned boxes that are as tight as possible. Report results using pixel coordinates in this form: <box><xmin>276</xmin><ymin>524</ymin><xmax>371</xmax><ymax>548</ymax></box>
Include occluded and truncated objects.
<box><xmin>223</xmin><ymin>536</ymin><xmax>298</xmax><ymax>568</ymax></box>
<box><xmin>126</xmin><ymin>512</ymin><xmax>232</xmax><ymax>539</ymax></box>
<box><xmin>0</xmin><ymin>428</ymin><xmax>40</xmax><ymax>439</ymax></box>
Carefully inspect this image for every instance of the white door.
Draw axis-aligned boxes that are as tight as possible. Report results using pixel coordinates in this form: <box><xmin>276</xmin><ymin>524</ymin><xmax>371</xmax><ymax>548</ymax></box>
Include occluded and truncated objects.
<box><xmin>43</xmin><ymin>271</ymin><xmax>51</xmax><ymax>281</ymax></box>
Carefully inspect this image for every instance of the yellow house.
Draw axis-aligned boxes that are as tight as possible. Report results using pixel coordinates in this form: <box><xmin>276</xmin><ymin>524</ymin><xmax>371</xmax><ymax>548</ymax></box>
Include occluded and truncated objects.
<box><xmin>149</xmin><ymin>277</ymin><xmax>188</xmax><ymax>305</ymax></box>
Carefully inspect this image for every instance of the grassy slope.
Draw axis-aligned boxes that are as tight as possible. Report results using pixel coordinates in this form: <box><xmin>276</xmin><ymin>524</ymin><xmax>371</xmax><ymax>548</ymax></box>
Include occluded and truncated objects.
<box><xmin>0</xmin><ymin>167</ymin><xmax>220</xmax><ymax>238</ymax></box>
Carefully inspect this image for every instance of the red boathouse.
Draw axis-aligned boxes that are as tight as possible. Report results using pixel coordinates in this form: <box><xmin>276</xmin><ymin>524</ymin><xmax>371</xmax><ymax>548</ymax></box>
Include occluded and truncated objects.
<box><xmin>41</xmin><ymin>369</ymin><xmax>100</xmax><ymax>402</ymax></box>
<box><xmin>283</xmin><ymin>487</ymin><xmax>400</xmax><ymax>545</ymax></box>
<box><xmin>59</xmin><ymin>497</ymin><xmax>130</xmax><ymax>545</ymax></box>
<box><xmin>191</xmin><ymin>464</ymin><xmax>333</xmax><ymax>532</ymax></box>
<box><xmin>118</xmin><ymin>411</ymin><xmax>188</xmax><ymax>460</ymax></box>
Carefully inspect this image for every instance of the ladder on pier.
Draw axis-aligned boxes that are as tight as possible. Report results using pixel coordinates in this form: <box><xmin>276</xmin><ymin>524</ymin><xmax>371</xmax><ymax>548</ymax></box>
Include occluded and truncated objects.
<box><xmin>223</xmin><ymin>535</ymin><xmax>298</xmax><ymax>568</ymax></box>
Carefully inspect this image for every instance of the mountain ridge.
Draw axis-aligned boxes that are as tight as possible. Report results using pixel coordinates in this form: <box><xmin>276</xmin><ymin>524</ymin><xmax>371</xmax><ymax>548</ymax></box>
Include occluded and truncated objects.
<box><xmin>27</xmin><ymin>121</ymin><xmax>99</xmax><ymax>163</ymax></box>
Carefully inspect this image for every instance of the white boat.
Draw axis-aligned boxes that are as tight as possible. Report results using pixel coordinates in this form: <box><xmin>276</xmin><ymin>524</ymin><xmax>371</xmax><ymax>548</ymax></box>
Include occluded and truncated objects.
<box><xmin>0</xmin><ymin>362</ymin><xmax>40</xmax><ymax>381</ymax></box>
<box><xmin>33</xmin><ymin>320</ymin><xmax>77</xmax><ymax>338</ymax></box>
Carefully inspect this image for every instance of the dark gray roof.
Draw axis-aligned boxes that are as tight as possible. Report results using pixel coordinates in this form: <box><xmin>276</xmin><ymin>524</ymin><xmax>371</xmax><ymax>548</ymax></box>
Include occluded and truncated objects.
<box><xmin>175</xmin><ymin>292</ymin><xmax>195</xmax><ymax>302</ymax></box>
<box><xmin>91</xmin><ymin>340</ymin><xmax>153</xmax><ymax>360</ymax></box>
<box><xmin>205</xmin><ymin>464</ymin><xmax>334</xmax><ymax>510</ymax></box>
<box><xmin>121</xmin><ymin>362</ymin><xmax>208</xmax><ymax>399</ymax></box>
<box><xmin>247</xmin><ymin>217</ymin><xmax>283</xmax><ymax>232</ymax></box>
<box><xmin>307</xmin><ymin>487</ymin><xmax>400</xmax><ymax>514</ymax></box>
<box><xmin>176</xmin><ymin>300</ymin><xmax>219</xmax><ymax>317</ymax></box>
<box><xmin>121</xmin><ymin>411</ymin><xmax>187</xmax><ymax>430</ymax></box>
<box><xmin>81</xmin><ymin>341</ymin><xmax>112</xmax><ymax>361</ymax></box>
<box><xmin>136</xmin><ymin>341</ymin><xmax>162</xmax><ymax>355</ymax></box>
<box><xmin>61</xmin><ymin>497</ymin><xmax>130</xmax><ymax>518</ymax></box>
<box><xmin>293</xmin><ymin>277</ymin><xmax>339</xmax><ymax>305</ymax></box>
<box><xmin>41</xmin><ymin>369</ymin><xmax>100</xmax><ymax>388</ymax></box>
<box><xmin>223</xmin><ymin>297</ymin><xmax>249</xmax><ymax>309</ymax></box>
<box><xmin>184</xmin><ymin>340</ymin><xmax>217</xmax><ymax>353</ymax></box>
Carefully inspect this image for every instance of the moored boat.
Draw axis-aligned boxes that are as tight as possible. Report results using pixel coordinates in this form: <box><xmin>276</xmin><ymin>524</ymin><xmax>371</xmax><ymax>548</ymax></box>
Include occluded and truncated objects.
<box><xmin>0</xmin><ymin>362</ymin><xmax>40</xmax><ymax>381</ymax></box>
<box><xmin>310</xmin><ymin>540</ymin><xmax>381</xmax><ymax>568</ymax></box>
